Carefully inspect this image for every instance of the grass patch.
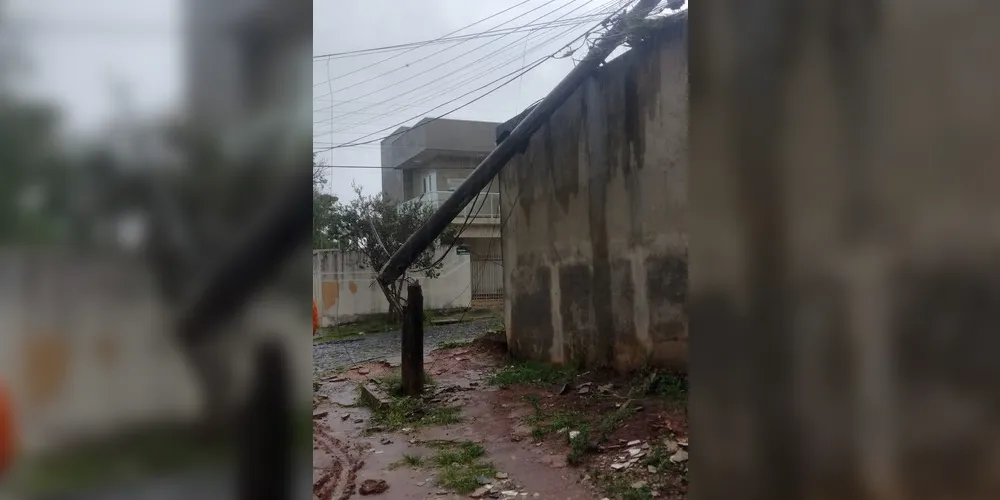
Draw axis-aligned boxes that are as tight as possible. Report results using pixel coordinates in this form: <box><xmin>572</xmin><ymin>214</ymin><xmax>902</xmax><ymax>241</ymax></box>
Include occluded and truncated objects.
<box><xmin>641</xmin><ymin>370</ymin><xmax>687</xmax><ymax>400</ymax></box>
<box><xmin>487</xmin><ymin>361</ymin><xmax>575</xmax><ymax>388</ymax></box>
<box><xmin>522</xmin><ymin>394</ymin><xmax>587</xmax><ymax>441</ymax></box>
<box><xmin>13</xmin><ymin>427</ymin><xmax>228</xmax><ymax>495</ymax></box>
<box><xmin>594</xmin><ymin>400</ymin><xmax>640</xmax><ymax>443</ymax></box>
<box><xmin>372</xmin><ymin>369</ymin><xmax>436</xmax><ymax>397</ymax></box>
<box><xmin>362</xmin><ymin>391</ymin><xmax>462</xmax><ymax>432</ymax></box>
<box><xmin>430</xmin><ymin>441</ymin><xmax>496</xmax><ymax>494</ymax></box>
<box><xmin>388</xmin><ymin>440</ymin><xmax>496</xmax><ymax>495</ymax></box>
<box><xmin>390</xmin><ymin>453</ymin><xmax>424</xmax><ymax>469</ymax></box>
<box><xmin>595</xmin><ymin>472</ymin><xmax>655</xmax><ymax>500</ymax></box>
<box><xmin>314</xmin><ymin>314</ymin><xmax>396</xmax><ymax>343</ymax></box>
<box><xmin>437</xmin><ymin>339</ymin><xmax>471</xmax><ymax>349</ymax></box>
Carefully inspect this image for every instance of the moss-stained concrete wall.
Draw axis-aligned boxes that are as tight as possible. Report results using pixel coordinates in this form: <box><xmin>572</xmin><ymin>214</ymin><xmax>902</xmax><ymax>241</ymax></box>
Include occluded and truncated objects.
<box><xmin>499</xmin><ymin>20</ymin><xmax>687</xmax><ymax>371</ymax></box>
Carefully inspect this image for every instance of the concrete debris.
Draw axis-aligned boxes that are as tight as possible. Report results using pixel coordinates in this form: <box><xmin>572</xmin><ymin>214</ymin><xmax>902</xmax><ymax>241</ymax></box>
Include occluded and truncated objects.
<box><xmin>477</xmin><ymin>476</ymin><xmax>493</xmax><ymax>485</ymax></box>
<box><xmin>568</xmin><ymin>430</ymin><xmax>581</xmax><ymax>440</ymax></box>
<box><xmin>495</xmin><ymin>472</ymin><xmax>509</xmax><ymax>480</ymax></box>
<box><xmin>648</xmin><ymin>465</ymin><xmax>658</xmax><ymax>473</ymax></box>
<box><xmin>677</xmin><ymin>437</ymin><xmax>688</xmax><ymax>447</ymax></box>
<box><xmin>358</xmin><ymin>368</ymin><xmax>370</xmax><ymax>375</ymax></box>
<box><xmin>313</xmin><ymin>411</ymin><xmax>328</xmax><ymax>419</ymax></box>
<box><xmin>501</xmin><ymin>491</ymin><xmax>518</xmax><ymax>497</ymax></box>
<box><xmin>631</xmin><ymin>481</ymin><xmax>648</xmax><ymax>489</ymax></box>
<box><xmin>380</xmin><ymin>437</ymin><xmax>392</xmax><ymax>445</ymax></box>
<box><xmin>663</xmin><ymin>439</ymin><xmax>680</xmax><ymax>453</ymax></box>
<box><xmin>578</xmin><ymin>386</ymin><xmax>591</xmax><ymax>395</ymax></box>
<box><xmin>359</xmin><ymin>479</ymin><xmax>389</xmax><ymax>495</ymax></box>
<box><xmin>597</xmin><ymin>383</ymin><xmax>614</xmax><ymax>393</ymax></box>
<box><xmin>358</xmin><ymin>383</ymin><xmax>389</xmax><ymax>411</ymax></box>
<box><xmin>627</xmin><ymin>440</ymin><xmax>641</xmax><ymax>446</ymax></box>
<box><xmin>610</xmin><ymin>462</ymin><xmax>628</xmax><ymax>470</ymax></box>
<box><xmin>341</xmin><ymin>413</ymin><xmax>350</xmax><ymax>421</ymax></box>
<box><xmin>669</xmin><ymin>449</ymin><xmax>688</xmax><ymax>463</ymax></box>
<box><xmin>627</xmin><ymin>447</ymin><xmax>643</xmax><ymax>457</ymax></box>
<box><xmin>470</xmin><ymin>486</ymin><xmax>491</xmax><ymax>498</ymax></box>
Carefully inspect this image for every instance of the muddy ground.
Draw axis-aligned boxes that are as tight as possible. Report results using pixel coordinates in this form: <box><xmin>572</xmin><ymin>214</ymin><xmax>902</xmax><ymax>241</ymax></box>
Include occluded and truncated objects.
<box><xmin>312</xmin><ymin>338</ymin><xmax>688</xmax><ymax>500</ymax></box>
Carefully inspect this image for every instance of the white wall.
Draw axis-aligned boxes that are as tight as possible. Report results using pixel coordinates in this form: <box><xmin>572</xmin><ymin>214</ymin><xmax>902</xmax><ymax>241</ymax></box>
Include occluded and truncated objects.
<box><xmin>0</xmin><ymin>253</ymin><xmax>311</xmax><ymax>456</ymax></box>
<box><xmin>313</xmin><ymin>249</ymin><xmax>471</xmax><ymax>325</ymax></box>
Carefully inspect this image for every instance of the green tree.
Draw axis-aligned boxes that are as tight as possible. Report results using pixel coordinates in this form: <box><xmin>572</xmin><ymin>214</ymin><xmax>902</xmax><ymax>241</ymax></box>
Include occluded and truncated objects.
<box><xmin>337</xmin><ymin>184</ymin><xmax>456</xmax><ymax>320</ymax></box>
<box><xmin>312</xmin><ymin>164</ymin><xmax>342</xmax><ymax>249</ymax></box>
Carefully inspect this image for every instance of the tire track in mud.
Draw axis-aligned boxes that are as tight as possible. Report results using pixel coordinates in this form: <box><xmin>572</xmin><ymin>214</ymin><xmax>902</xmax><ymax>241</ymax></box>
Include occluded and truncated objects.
<box><xmin>313</xmin><ymin>420</ymin><xmax>364</xmax><ymax>500</ymax></box>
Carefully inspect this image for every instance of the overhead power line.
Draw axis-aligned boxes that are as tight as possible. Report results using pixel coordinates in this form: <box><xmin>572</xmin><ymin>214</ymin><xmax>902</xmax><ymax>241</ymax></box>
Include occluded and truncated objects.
<box><xmin>312</xmin><ymin>0</ymin><xmax>537</xmax><ymax>88</ymax></box>
<box><xmin>315</xmin><ymin>0</ymin><xmax>629</xmax><ymax>138</ymax></box>
<box><xmin>315</xmin><ymin>0</ymin><xmax>638</xmax><ymax>152</ymax></box>
<box><xmin>314</xmin><ymin>0</ymin><xmax>617</xmax><ymax>124</ymax></box>
<box><xmin>312</xmin><ymin>13</ymin><xmax>615</xmax><ymax>61</ymax></box>
<box><xmin>315</xmin><ymin>0</ymin><xmax>573</xmax><ymax>99</ymax></box>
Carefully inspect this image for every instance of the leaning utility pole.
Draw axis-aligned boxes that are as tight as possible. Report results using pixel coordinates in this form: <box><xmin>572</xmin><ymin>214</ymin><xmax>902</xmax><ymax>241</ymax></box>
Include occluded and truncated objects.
<box><xmin>377</xmin><ymin>0</ymin><xmax>663</xmax><ymax>285</ymax></box>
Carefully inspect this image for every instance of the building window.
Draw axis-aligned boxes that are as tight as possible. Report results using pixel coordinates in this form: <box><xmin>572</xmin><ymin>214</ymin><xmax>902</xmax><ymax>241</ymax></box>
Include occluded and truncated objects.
<box><xmin>422</xmin><ymin>173</ymin><xmax>436</xmax><ymax>193</ymax></box>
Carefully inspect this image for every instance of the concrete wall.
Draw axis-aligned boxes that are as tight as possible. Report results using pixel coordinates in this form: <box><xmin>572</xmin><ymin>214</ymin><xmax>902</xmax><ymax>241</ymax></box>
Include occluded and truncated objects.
<box><xmin>0</xmin><ymin>254</ymin><xmax>311</xmax><ymax>456</ymax></box>
<box><xmin>313</xmin><ymin>249</ymin><xmax>472</xmax><ymax>324</ymax></box>
<box><xmin>500</xmin><ymin>21</ymin><xmax>687</xmax><ymax>371</ymax></box>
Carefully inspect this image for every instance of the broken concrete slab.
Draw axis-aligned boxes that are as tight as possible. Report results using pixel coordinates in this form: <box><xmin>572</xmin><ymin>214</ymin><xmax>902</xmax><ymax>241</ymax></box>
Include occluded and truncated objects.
<box><xmin>357</xmin><ymin>383</ymin><xmax>389</xmax><ymax>412</ymax></box>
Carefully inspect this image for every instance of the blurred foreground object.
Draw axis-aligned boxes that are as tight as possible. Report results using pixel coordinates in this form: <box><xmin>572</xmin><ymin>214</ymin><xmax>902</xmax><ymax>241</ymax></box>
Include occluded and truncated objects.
<box><xmin>312</xmin><ymin>299</ymin><xmax>319</xmax><ymax>336</ymax></box>
<box><xmin>692</xmin><ymin>0</ymin><xmax>1000</xmax><ymax>499</ymax></box>
<box><xmin>0</xmin><ymin>380</ymin><xmax>14</xmax><ymax>476</ymax></box>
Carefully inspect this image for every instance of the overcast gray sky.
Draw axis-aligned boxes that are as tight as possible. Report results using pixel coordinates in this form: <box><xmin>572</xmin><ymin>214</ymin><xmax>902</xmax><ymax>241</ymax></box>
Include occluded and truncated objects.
<box><xmin>7</xmin><ymin>0</ymin><xmax>678</xmax><ymax>204</ymax></box>
<box><xmin>313</xmin><ymin>0</ymin><xmax>647</xmax><ymax>201</ymax></box>
<box><xmin>7</xmin><ymin>0</ymin><xmax>180</xmax><ymax>136</ymax></box>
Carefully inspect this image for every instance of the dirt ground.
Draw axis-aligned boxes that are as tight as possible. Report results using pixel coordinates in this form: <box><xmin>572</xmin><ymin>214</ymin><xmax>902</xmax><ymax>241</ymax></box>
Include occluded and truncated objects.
<box><xmin>312</xmin><ymin>339</ymin><xmax>688</xmax><ymax>500</ymax></box>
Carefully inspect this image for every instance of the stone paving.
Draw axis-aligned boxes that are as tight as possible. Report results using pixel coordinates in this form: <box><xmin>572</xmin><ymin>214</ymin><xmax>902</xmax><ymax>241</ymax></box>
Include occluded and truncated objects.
<box><xmin>312</xmin><ymin>318</ymin><xmax>496</xmax><ymax>374</ymax></box>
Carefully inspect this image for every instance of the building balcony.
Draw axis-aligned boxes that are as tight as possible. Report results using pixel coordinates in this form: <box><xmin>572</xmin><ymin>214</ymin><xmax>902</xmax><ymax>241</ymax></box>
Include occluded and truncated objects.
<box><xmin>403</xmin><ymin>191</ymin><xmax>501</xmax><ymax>223</ymax></box>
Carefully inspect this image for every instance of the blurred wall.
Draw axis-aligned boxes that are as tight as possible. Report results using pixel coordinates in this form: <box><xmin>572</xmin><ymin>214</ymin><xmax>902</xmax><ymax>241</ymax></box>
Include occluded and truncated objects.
<box><xmin>0</xmin><ymin>253</ymin><xmax>311</xmax><ymax>456</ymax></box>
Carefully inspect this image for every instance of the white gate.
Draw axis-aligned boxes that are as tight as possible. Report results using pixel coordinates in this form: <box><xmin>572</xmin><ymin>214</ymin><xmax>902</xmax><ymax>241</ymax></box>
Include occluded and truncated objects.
<box><xmin>470</xmin><ymin>251</ymin><xmax>503</xmax><ymax>304</ymax></box>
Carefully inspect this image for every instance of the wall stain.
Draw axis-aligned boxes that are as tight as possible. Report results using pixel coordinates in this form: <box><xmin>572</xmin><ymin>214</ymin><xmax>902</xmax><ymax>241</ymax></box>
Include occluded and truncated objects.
<box><xmin>559</xmin><ymin>264</ymin><xmax>600</xmax><ymax>366</ymax></box>
<box><xmin>321</xmin><ymin>281</ymin><xmax>340</xmax><ymax>310</ymax></box>
<box><xmin>348</xmin><ymin>281</ymin><xmax>358</xmax><ymax>294</ymax></box>
<box><xmin>646</xmin><ymin>254</ymin><xmax>688</xmax><ymax>306</ymax></box>
<box><xmin>509</xmin><ymin>266</ymin><xmax>554</xmax><ymax>361</ymax></box>
<box><xmin>23</xmin><ymin>335</ymin><xmax>70</xmax><ymax>409</ymax></box>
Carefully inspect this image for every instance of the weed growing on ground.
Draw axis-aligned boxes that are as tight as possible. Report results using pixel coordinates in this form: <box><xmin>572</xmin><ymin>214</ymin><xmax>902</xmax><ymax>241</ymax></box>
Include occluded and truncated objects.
<box><xmin>372</xmin><ymin>369</ymin><xmax>436</xmax><ymax>397</ymax></box>
<box><xmin>638</xmin><ymin>370</ymin><xmax>687</xmax><ymax>400</ymax></box>
<box><xmin>487</xmin><ymin>361</ymin><xmax>575</xmax><ymax>387</ymax></box>
<box><xmin>360</xmin><ymin>391</ymin><xmax>461</xmax><ymax>432</ymax></box>
<box><xmin>566</xmin><ymin>426</ymin><xmax>592</xmax><ymax>466</ymax></box>
<box><xmin>521</xmin><ymin>394</ymin><xmax>587</xmax><ymax>440</ymax></box>
<box><xmin>595</xmin><ymin>400</ymin><xmax>639</xmax><ymax>443</ymax></box>
<box><xmin>390</xmin><ymin>454</ymin><xmax>424</xmax><ymax>469</ymax></box>
<box><xmin>594</xmin><ymin>472</ymin><xmax>655</xmax><ymax>500</ymax></box>
<box><xmin>392</xmin><ymin>440</ymin><xmax>496</xmax><ymax>494</ymax></box>
<box><xmin>432</xmin><ymin>441</ymin><xmax>496</xmax><ymax>494</ymax></box>
<box><xmin>437</xmin><ymin>339</ymin><xmax>471</xmax><ymax>349</ymax></box>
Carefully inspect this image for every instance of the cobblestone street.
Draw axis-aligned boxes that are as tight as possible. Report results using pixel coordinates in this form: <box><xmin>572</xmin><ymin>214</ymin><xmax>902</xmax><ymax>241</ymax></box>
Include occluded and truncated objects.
<box><xmin>312</xmin><ymin>318</ymin><xmax>497</xmax><ymax>374</ymax></box>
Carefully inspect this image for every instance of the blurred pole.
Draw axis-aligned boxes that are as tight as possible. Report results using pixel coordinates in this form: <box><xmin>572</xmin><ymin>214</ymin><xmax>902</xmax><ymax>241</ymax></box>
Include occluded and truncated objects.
<box><xmin>237</xmin><ymin>340</ymin><xmax>291</xmax><ymax>500</ymax></box>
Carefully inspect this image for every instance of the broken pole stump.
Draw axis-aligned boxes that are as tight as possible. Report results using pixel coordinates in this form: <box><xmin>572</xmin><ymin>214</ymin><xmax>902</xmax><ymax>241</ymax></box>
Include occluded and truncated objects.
<box><xmin>401</xmin><ymin>283</ymin><xmax>424</xmax><ymax>397</ymax></box>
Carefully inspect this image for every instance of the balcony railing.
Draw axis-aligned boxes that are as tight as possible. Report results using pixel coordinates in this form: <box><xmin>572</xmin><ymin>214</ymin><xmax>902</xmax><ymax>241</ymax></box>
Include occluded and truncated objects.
<box><xmin>403</xmin><ymin>191</ymin><xmax>501</xmax><ymax>220</ymax></box>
